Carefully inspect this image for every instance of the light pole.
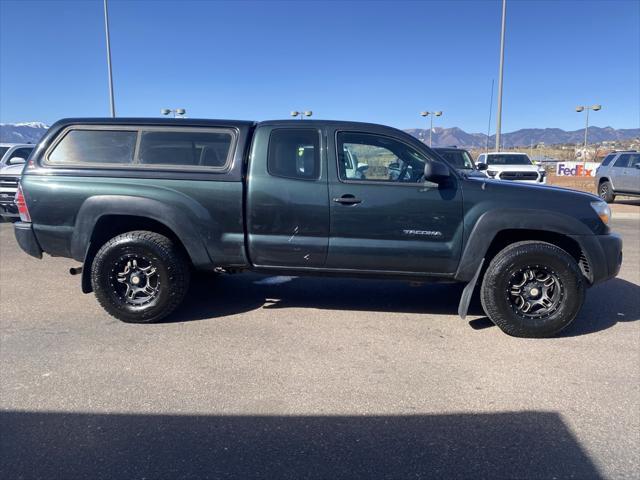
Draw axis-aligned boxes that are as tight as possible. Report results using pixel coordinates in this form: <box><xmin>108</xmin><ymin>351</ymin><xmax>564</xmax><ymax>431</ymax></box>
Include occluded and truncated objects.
<box><xmin>291</xmin><ymin>110</ymin><xmax>312</xmax><ymax>120</ymax></box>
<box><xmin>495</xmin><ymin>0</ymin><xmax>507</xmax><ymax>151</ymax></box>
<box><xmin>575</xmin><ymin>104</ymin><xmax>601</xmax><ymax>162</ymax></box>
<box><xmin>530</xmin><ymin>138</ymin><xmax>533</xmax><ymax>159</ymax></box>
<box><xmin>486</xmin><ymin>78</ymin><xmax>494</xmax><ymax>153</ymax></box>
<box><xmin>161</xmin><ymin>108</ymin><xmax>186</xmax><ymax>118</ymax></box>
<box><xmin>103</xmin><ymin>0</ymin><xmax>115</xmax><ymax>117</ymax></box>
<box><xmin>420</xmin><ymin>111</ymin><xmax>442</xmax><ymax>147</ymax></box>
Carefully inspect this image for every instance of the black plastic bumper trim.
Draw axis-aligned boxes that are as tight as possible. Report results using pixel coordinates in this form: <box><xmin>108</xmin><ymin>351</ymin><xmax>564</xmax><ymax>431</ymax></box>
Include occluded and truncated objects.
<box><xmin>14</xmin><ymin>222</ymin><xmax>43</xmax><ymax>259</ymax></box>
<box><xmin>570</xmin><ymin>233</ymin><xmax>622</xmax><ymax>286</ymax></box>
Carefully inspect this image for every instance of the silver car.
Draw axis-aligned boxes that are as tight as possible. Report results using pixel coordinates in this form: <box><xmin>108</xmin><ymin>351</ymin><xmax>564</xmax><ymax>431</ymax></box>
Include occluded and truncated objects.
<box><xmin>0</xmin><ymin>143</ymin><xmax>34</xmax><ymax>219</ymax></box>
<box><xmin>595</xmin><ymin>151</ymin><xmax>640</xmax><ymax>203</ymax></box>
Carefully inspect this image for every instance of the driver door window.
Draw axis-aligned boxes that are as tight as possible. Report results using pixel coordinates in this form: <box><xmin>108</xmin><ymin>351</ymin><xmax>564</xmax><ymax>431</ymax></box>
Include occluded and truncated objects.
<box><xmin>328</xmin><ymin>130</ymin><xmax>462</xmax><ymax>273</ymax></box>
<box><xmin>624</xmin><ymin>154</ymin><xmax>640</xmax><ymax>192</ymax></box>
<box><xmin>337</xmin><ymin>132</ymin><xmax>427</xmax><ymax>183</ymax></box>
<box><xmin>613</xmin><ymin>154</ymin><xmax>630</xmax><ymax>168</ymax></box>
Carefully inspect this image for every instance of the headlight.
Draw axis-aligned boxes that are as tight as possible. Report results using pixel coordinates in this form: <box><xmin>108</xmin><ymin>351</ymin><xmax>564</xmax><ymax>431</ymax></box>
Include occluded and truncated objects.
<box><xmin>591</xmin><ymin>201</ymin><xmax>611</xmax><ymax>225</ymax></box>
<box><xmin>487</xmin><ymin>170</ymin><xmax>497</xmax><ymax>178</ymax></box>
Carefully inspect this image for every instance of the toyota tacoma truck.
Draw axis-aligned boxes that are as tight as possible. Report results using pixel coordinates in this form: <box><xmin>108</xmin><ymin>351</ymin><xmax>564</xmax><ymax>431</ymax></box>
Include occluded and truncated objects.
<box><xmin>13</xmin><ymin>118</ymin><xmax>622</xmax><ymax>337</ymax></box>
<box><xmin>476</xmin><ymin>152</ymin><xmax>547</xmax><ymax>184</ymax></box>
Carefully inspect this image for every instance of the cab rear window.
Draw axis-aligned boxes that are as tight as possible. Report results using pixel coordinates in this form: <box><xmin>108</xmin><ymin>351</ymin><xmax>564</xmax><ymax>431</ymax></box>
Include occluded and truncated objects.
<box><xmin>48</xmin><ymin>129</ymin><xmax>137</xmax><ymax>165</ymax></box>
<box><xmin>46</xmin><ymin>126</ymin><xmax>235</xmax><ymax>170</ymax></box>
<box><xmin>138</xmin><ymin>130</ymin><xmax>232</xmax><ymax>168</ymax></box>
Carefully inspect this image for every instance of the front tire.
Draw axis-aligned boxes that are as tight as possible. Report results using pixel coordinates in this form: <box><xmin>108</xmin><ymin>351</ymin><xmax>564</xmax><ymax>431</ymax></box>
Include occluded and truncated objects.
<box><xmin>599</xmin><ymin>181</ymin><xmax>615</xmax><ymax>203</ymax></box>
<box><xmin>91</xmin><ymin>231</ymin><xmax>190</xmax><ymax>323</ymax></box>
<box><xmin>480</xmin><ymin>241</ymin><xmax>585</xmax><ymax>338</ymax></box>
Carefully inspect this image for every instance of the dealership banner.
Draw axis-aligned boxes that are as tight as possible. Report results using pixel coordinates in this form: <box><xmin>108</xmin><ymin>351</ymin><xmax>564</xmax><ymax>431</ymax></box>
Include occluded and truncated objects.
<box><xmin>555</xmin><ymin>162</ymin><xmax>599</xmax><ymax>177</ymax></box>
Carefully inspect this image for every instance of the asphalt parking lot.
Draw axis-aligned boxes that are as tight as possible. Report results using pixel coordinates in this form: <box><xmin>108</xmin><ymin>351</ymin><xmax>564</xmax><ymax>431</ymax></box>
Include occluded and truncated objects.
<box><xmin>1</xmin><ymin>217</ymin><xmax>639</xmax><ymax>479</ymax></box>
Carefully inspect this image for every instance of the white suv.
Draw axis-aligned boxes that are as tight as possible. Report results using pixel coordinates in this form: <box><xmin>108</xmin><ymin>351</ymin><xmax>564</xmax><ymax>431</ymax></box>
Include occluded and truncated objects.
<box><xmin>476</xmin><ymin>152</ymin><xmax>546</xmax><ymax>184</ymax></box>
<box><xmin>0</xmin><ymin>143</ymin><xmax>34</xmax><ymax>219</ymax></box>
<box><xmin>0</xmin><ymin>143</ymin><xmax>34</xmax><ymax>169</ymax></box>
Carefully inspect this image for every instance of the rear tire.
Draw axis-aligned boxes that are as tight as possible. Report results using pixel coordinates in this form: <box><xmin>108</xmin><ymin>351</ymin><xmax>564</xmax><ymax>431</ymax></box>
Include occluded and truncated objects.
<box><xmin>480</xmin><ymin>241</ymin><xmax>585</xmax><ymax>338</ymax></box>
<box><xmin>91</xmin><ymin>231</ymin><xmax>190</xmax><ymax>323</ymax></box>
<box><xmin>599</xmin><ymin>181</ymin><xmax>615</xmax><ymax>203</ymax></box>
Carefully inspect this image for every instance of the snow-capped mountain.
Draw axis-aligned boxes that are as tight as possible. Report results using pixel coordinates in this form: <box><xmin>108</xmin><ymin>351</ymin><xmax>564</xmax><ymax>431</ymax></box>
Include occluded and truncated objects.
<box><xmin>0</xmin><ymin>122</ymin><xmax>49</xmax><ymax>144</ymax></box>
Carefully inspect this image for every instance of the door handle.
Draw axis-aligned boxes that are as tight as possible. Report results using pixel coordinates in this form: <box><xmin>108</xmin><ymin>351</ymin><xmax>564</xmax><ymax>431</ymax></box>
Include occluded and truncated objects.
<box><xmin>333</xmin><ymin>194</ymin><xmax>362</xmax><ymax>205</ymax></box>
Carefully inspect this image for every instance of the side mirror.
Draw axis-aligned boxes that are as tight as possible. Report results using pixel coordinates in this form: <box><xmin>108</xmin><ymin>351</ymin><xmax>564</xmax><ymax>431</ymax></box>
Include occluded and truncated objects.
<box><xmin>8</xmin><ymin>157</ymin><xmax>26</xmax><ymax>166</ymax></box>
<box><xmin>476</xmin><ymin>163</ymin><xmax>488</xmax><ymax>171</ymax></box>
<box><xmin>424</xmin><ymin>161</ymin><xmax>450</xmax><ymax>183</ymax></box>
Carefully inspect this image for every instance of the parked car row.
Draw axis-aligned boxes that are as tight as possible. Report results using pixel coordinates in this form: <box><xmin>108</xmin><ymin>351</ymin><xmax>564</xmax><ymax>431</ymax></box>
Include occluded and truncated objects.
<box><xmin>429</xmin><ymin>147</ymin><xmax>546</xmax><ymax>183</ymax></box>
<box><xmin>432</xmin><ymin>147</ymin><xmax>640</xmax><ymax>202</ymax></box>
<box><xmin>0</xmin><ymin>143</ymin><xmax>34</xmax><ymax>219</ymax></box>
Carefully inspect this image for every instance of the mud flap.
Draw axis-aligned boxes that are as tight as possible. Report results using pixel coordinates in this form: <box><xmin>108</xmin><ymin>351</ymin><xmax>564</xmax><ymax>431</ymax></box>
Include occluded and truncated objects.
<box><xmin>81</xmin><ymin>242</ymin><xmax>94</xmax><ymax>294</ymax></box>
<box><xmin>458</xmin><ymin>258</ymin><xmax>484</xmax><ymax>320</ymax></box>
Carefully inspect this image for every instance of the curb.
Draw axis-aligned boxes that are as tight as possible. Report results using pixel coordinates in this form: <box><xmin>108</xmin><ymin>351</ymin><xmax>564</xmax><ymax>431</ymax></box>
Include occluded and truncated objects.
<box><xmin>612</xmin><ymin>213</ymin><xmax>640</xmax><ymax>220</ymax></box>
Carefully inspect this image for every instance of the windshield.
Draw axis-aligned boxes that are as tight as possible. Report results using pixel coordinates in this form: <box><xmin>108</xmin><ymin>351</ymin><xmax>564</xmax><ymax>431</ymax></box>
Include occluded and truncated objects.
<box><xmin>437</xmin><ymin>150</ymin><xmax>475</xmax><ymax>169</ymax></box>
<box><xmin>7</xmin><ymin>147</ymin><xmax>33</xmax><ymax>165</ymax></box>
<box><xmin>486</xmin><ymin>154</ymin><xmax>532</xmax><ymax>166</ymax></box>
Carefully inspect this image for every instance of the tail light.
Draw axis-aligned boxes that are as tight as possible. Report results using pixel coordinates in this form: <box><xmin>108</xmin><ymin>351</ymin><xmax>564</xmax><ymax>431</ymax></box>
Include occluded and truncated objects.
<box><xmin>14</xmin><ymin>184</ymin><xmax>31</xmax><ymax>222</ymax></box>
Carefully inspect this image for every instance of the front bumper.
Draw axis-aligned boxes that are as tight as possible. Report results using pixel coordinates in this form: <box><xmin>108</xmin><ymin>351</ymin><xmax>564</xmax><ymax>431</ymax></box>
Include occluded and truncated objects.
<box><xmin>0</xmin><ymin>176</ymin><xmax>19</xmax><ymax>216</ymax></box>
<box><xmin>596</xmin><ymin>233</ymin><xmax>623</xmax><ymax>282</ymax></box>
<box><xmin>0</xmin><ymin>202</ymin><xmax>18</xmax><ymax>218</ymax></box>
<box><xmin>571</xmin><ymin>232</ymin><xmax>623</xmax><ymax>285</ymax></box>
<box><xmin>14</xmin><ymin>222</ymin><xmax>43</xmax><ymax>259</ymax></box>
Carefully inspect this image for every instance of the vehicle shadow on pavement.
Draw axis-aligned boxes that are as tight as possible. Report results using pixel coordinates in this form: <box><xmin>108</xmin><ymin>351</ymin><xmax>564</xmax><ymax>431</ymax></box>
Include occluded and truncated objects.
<box><xmin>560</xmin><ymin>278</ymin><xmax>640</xmax><ymax>337</ymax></box>
<box><xmin>615</xmin><ymin>198</ymin><xmax>640</xmax><ymax>206</ymax></box>
<box><xmin>168</xmin><ymin>272</ymin><xmax>476</xmax><ymax>323</ymax></box>
<box><xmin>1</xmin><ymin>410</ymin><xmax>603</xmax><ymax>479</ymax></box>
<box><xmin>169</xmin><ymin>274</ymin><xmax>639</xmax><ymax>337</ymax></box>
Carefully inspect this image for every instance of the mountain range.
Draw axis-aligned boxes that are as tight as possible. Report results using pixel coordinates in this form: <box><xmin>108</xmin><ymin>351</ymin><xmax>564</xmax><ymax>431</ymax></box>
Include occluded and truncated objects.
<box><xmin>405</xmin><ymin>126</ymin><xmax>640</xmax><ymax>148</ymax></box>
<box><xmin>1</xmin><ymin>122</ymin><xmax>638</xmax><ymax>148</ymax></box>
<box><xmin>0</xmin><ymin>122</ymin><xmax>49</xmax><ymax>144</ymax></box>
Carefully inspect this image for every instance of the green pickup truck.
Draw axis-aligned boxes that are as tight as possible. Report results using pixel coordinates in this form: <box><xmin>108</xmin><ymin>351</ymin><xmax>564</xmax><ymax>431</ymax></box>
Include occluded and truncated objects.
<box><xmin>14</xmin><ymin>118</ymin><xmax>622</xmax><ymax>337</ymax></box>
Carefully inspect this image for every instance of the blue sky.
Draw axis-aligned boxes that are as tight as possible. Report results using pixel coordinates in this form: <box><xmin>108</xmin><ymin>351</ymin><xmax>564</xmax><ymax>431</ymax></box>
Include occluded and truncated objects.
<box><xmin>1</xmin><ymin>0</ymin><xmax>638</xmax><ymax>133</ymax></box>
